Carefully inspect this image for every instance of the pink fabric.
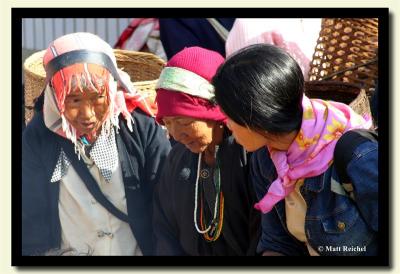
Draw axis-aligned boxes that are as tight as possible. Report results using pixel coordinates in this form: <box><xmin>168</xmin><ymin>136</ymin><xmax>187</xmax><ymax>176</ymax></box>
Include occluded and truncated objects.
<box><xmin>254</xmin><ymin>96</ymin><xmax>373</xmax><ymax>214</ymax></box>
<box><xmin>114</xmin><ymin>18</ymin><xmax>158</xmax><ymax>50</ymax></box>
<box><xmin>122</xmin><ymin>18</ymin><xmax>157</xmax><ymax>50</ymax></box>
<box><xmin>43</xmin><ymin>32</ymin><xmax>115</xmax><ymax>115</ymax></box>
<box><xmin>155</xmin><ymin>46</ymin><xmax>226</xmax><ymax>124</ymax></box>
<box><xmin>225</xmin><ymin>19</ymin><xmax>322</xmax><ymax>77</ymax></box>
<box><xmin>156</xmin><ymin>90</ymin><xmax>226</xmax><ymax>124</ymax></box>
<box><xmin>114</xmin><ymin>18</ymin><xmax>166</xmax><ymax>60</ymax></box>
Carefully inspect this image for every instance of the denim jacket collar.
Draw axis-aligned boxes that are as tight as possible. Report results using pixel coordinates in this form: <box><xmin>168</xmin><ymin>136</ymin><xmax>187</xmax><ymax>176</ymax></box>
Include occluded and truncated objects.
<box><xmin>303</xmin><ymin>171</ymin><xmax>327</xmax><ymax>193</ymax></box>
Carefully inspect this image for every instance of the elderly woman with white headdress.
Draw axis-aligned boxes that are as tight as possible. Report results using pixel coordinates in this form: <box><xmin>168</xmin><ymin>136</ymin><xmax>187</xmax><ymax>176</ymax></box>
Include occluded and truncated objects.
<box><xmin>22</xmin><ymin>32</ymin><xmax>171</xmax><ymax>256</ymax></box>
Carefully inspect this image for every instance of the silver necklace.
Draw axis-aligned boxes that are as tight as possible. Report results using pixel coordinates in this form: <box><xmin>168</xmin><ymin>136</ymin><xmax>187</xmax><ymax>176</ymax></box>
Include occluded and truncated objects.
<box><xmin>193</xmin><ymin>146</ymin><xmax>220</xmax><ymax>234</ymax></box>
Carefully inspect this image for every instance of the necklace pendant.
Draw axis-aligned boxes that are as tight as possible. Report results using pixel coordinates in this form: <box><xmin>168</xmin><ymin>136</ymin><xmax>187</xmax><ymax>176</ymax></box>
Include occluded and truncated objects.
<box><xmin>81</xmin><ymin>136</ymin><xmax>90</xmax><ymax>145</ymax></box>
<box><xmin>200</xmin><ymin>168</ymin><xmax>210</xmax><ymax>179</ymax></box>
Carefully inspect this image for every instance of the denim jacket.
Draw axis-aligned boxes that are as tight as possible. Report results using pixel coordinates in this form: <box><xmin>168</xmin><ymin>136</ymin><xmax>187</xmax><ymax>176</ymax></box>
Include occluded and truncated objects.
<box><xmin>251</xmin><ymin>140</ymin><xmax>378</xmax><ymax>256</ymax></box>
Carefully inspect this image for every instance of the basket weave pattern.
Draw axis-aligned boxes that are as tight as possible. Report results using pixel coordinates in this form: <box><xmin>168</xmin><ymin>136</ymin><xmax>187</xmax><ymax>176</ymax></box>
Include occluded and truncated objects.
<box><xmin>308</xmin><ymin>18</ymin><xmax>378</xmax><ymax>95</ymax></box>
<box><xmin>304</xmin><ymin>81</ymin><xmax>371</xmax><ymax>119</ymax></box>
<box><xmin>23</xmin><ymin>49</ymin><xmax>165</xmax><ymax>124</ymax></box>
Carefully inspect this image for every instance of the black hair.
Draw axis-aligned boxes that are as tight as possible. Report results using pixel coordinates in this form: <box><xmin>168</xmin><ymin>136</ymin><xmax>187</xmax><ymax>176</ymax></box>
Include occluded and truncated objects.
<box><xmin>212</xmin><ymin>44</ymin><xmax>304</xmax><ymax>134</ymax></box>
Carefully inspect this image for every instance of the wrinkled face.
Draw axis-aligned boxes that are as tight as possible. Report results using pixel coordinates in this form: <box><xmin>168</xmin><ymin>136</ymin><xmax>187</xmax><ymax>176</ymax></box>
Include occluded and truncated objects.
<box><xmin>63</xmin><ymin>85</ymin><xmax>109</xmax><ymax>137</ymax></box>
<box><xmin>163</xmin><ymin>116</ymin><xmax>216</xmax><ymax>153</ymax></box>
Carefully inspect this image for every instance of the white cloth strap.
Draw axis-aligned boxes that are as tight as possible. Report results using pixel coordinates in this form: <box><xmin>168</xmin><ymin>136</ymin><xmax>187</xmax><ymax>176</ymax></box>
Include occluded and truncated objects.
<box><xmin>206</xmin><ymin>18</ymin><xmax>229</xmax><ymax>42</ymax></box>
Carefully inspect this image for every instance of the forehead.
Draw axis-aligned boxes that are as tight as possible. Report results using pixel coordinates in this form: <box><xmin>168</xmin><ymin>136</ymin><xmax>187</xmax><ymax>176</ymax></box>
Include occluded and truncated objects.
<box><xmin>67</xmin><ymin>85</ymin><xmax>106</xmax><ymax>96</ymax></box>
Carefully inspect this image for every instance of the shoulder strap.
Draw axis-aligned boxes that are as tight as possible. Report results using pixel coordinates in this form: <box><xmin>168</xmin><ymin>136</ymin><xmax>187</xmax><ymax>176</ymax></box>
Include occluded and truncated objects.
<box><xmin>206</xmin><ymin>18</ymin><xmax>229</xmax><ymax>42</ymax></box>
<box><xmin>57</xmin><ymin>137</ymin><xmax>130</xmax><ymax>223</ymax></box>
<box><xmin>334</xmin><ymin>129</ymin><xmax>378</xmax><ymax>184</ymax></box>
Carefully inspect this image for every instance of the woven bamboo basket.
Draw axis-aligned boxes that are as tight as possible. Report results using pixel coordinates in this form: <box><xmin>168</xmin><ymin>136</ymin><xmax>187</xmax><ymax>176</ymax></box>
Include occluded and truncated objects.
<box><xmin>304</xmin><ymin>80</ymin><xmax>371</xmax><ymax>119</ymax></box>
<box><xmin>23</xmin><ymin>49</ymin><xmax>165</xmax><ymax>125</ymax></box>
<box><xmin>308</xmin><ymin>18</ymin><xmax>378</xmax><ymax>95</ymax></box>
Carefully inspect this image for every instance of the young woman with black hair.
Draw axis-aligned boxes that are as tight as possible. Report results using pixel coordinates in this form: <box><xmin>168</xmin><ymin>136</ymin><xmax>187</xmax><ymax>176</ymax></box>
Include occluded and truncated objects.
<box><xmin>212</xmin><ymin>44</ymin><xmax>378</xmax><ymax>256</ymax></box>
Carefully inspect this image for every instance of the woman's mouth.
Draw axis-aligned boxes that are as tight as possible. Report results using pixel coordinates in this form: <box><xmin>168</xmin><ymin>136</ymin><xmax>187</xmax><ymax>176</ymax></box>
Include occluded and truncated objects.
<box><xmin>185</xmin><ymin>141</ymin><xmax>207</xmax><ymax>153</ymax></box>
<box><xmin>185</xmin><ymin>141</ymin><xmax>200</xmax><ymax>151</ymax></box>
<box><xmin>185</xmin><ymin>141</ymin><xmax>196</xmax><ymax>147</ymax></box>
<box><xmin>80</xmin><ymin>121</ymin><xmax>96</xmax><ymax>130</ymax></box>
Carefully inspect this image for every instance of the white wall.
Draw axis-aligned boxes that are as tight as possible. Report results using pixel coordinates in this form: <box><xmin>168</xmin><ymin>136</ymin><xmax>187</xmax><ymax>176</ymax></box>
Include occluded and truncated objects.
<box><xmin>22</xmin><ymin>18</ymin><xmax>133</xmax><ymax>51</ymax></box>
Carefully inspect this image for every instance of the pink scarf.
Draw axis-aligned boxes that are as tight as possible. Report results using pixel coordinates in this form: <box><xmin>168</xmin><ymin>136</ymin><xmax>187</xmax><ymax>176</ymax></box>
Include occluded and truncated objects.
<box><xmin>254</xmin><ymin>95</ymin><xmax>372</xmax><ymax>213</ymax></box>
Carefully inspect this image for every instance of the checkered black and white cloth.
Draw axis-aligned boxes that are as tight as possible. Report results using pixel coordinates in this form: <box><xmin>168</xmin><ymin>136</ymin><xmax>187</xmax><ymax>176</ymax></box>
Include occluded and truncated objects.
<box><xmin>50</xmin><ymin>127</ymin><xmax>119</xmax><ymax>183</ymax></box>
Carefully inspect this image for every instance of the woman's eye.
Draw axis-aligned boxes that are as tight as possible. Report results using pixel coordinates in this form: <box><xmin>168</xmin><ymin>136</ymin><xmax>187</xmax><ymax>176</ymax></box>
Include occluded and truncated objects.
<box><xmin>180</xmin><ymin>121</ymin><xmax>192</xmax><ymax>126</ymax></box>
<box><xmin>94</xmin><ymin>95</ymin><xmax>106</xmax><ymax>103</ymax></box>
<box><xmin>66</xmin><ymin>98</ymin><xmax>81</xmax><ymax>105</ymax></box>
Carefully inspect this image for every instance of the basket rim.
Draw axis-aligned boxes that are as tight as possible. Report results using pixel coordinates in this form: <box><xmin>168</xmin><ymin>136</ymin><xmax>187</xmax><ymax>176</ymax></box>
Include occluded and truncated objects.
<box><xmin>23</xmin><ymin>48</ymin><xmax>166</xmax><ymax>80</ymax></box>
<box><xmin>23</xmin><ymin>50</ymin><xmax>46</xmax><ymax>78</ymax></box>
<box><xmin>113</xmin><ymin>48</ymin><xmax>165</xmax><ymax>59</ymax></box>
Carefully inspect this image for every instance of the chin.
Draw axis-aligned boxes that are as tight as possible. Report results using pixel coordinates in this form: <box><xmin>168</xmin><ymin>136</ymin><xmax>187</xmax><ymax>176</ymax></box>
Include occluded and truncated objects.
<box><xmin>78</xmin><ymin>127</ymin><xmax>101</xmax><ymax>139</ymax></box>
<box><xmin>186</xmin><ymin>144</ymin><xmax>207</xmax><ymax>154</ymax></box>
<box><xmin>187</xmin><ymin>147</ymin><xmax>203</xmax><ymax>154</ymax></box>
<box><xmin>239</xmin><ymin>142</ymin><xmax>263</xmax><ymax>152</ymax></box>
<box><xmin>242</xmin><ymin>146</ymin><xmax>258</xmax><ymax>152</ymax></box>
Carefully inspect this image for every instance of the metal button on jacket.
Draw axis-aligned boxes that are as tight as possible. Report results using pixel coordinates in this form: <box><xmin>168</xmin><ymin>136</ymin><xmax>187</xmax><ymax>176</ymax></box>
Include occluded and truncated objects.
<box><xmin>337</xmin><ymin>221</ymin><xmax>346</xmax><ymax>231</ymax></box>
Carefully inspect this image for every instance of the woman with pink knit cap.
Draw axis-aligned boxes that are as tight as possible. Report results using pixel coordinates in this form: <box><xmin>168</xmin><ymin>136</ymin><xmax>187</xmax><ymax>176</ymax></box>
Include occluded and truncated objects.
<box><xmin>153</xmin><ymin>46</ymin><xmax>260</xmax><ymax>255</ymax></box>
<box><xmin>22</xmin><ymin>32</ymin><xmax>171</xmax><ymax>256</ymax></box>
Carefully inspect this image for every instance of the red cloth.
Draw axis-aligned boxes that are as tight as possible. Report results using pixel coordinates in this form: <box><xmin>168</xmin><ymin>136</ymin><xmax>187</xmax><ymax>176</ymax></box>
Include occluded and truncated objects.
<box><xmin>114</xmin><ymin>18</ymin><xmax>159</xmax><ymax>49</ymax></box>
<box><xmin>43</xmin><ymin>32</ymin><xmax>155</xmax><ymax>118</ymax></box>
<box><xmin>155</xmin><ymin>46</ymin><xmax>226</xmax><ymax>124</ymax></box>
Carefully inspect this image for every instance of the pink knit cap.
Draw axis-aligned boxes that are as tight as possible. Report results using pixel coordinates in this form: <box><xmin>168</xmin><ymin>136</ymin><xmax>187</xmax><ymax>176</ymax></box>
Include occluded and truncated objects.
<box><xmin>155</xmin><ymin>46</ymin><xmax>226</xmax><ymax>124</ymax></box>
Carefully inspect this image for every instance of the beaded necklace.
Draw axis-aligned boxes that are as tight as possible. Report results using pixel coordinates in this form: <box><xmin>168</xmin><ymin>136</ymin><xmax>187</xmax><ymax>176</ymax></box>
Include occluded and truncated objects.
<box><xmin>193</xmin><ymin>145</ymin><xmax>224</xmax><ymax>242</ymax></box>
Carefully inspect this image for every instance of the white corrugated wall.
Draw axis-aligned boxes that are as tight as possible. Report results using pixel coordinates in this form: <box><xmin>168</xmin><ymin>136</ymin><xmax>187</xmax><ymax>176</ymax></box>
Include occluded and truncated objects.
<box><xmin>22</xmin><ymin>18</ymin><xmax>133</xmax><ymax>51</ymax></box>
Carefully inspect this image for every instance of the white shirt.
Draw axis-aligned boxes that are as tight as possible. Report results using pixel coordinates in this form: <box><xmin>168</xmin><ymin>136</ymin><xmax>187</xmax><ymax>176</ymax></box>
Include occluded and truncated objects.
<box><xmin>285</xmin><ymin>179</ymin><xmax>320</xmax><ymax>256</ymax></box>
<box><xmin>58</xmin><ymin>153</ymin><xmax>142</xmax><ymax>256</ymax></box>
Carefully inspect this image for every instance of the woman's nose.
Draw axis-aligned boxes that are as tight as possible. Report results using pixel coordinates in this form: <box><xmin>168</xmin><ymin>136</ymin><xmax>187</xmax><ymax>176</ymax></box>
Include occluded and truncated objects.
<box><xmin>79</xmin><ymin>101</ymin><xmax>95</xmax><ymax>119</ymax></box>
<box><xmin>226</xmin><ymin>120</ymin><xmax>232</xmax><ymax>131</ymax></box>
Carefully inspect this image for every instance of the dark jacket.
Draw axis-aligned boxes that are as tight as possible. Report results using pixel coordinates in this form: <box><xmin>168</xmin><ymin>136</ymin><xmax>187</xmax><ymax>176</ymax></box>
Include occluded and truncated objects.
<box><xmin>153</xmin><ymin>133</ymin><xmax>261</xmax><ymax>255</ymax></box>
<box><xmin>22</xmin><ymin>109</ymin><xmax>171</xmax><ymax>255</ymax></box>
<box><xmin>159</xmin><ymin>18</ymin><xmax>235</xmax><ymax>59</ymax></box>
<box><xmin>251</xmin><ymin>140</ymin><xmax>378</xmax><ymax>256</ymax></box>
